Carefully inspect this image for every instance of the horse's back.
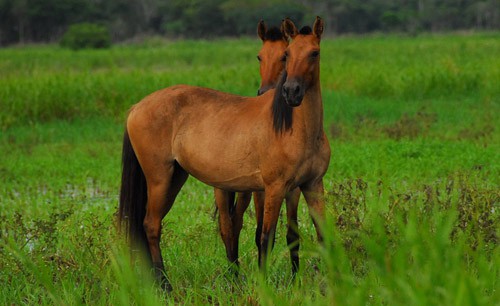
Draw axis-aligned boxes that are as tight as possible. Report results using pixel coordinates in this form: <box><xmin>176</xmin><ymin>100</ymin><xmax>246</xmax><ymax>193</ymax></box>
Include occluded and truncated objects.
<box><xmin>129</xmin><ymin>84</ymin><xmax>256</xmax><ymax>120</ymax></box>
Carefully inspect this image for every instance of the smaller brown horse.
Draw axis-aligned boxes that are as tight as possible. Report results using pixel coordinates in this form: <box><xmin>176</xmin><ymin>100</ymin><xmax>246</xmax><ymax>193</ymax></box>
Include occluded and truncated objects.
<box><xmin>256</xmin><ymin>20</ymin><xmax>289</xmax><ymax>96</ymax></box>
<box><xmin>119</xmin><ymin>17</ymin><xmax>330</xmax><ymax>291</ymax></box>
<box><xmin>214</xmin><ymin>20</ymin><xmax>302</xmax><ymax>276</ymax></box>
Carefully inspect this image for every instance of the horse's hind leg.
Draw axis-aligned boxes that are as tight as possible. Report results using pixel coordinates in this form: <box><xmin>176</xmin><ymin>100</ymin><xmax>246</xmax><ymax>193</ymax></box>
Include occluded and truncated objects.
<box><xmin>143</xmin><ymin>162</ymin><xmax>188</xmax><ymax>291</ymax></box>
<box><xmin>285</xmin><ymin>188</ymin><xmax>301</xmax><ymax>275</ymax></box>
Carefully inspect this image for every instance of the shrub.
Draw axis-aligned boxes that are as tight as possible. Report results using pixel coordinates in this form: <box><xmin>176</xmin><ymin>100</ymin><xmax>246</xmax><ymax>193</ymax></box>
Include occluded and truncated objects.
<box><xmin>60</xmin><ymin>23</ymin><xmax>111</xmax><ymax>50</ymax></box>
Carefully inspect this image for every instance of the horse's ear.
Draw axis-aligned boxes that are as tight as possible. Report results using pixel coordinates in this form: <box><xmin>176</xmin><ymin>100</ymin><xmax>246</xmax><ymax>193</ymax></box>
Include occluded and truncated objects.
<box><xmin>281</xmin><ymin>18</ymin><xmax>297</xmax><ymax>40</ymax></box>
<box><xmin>313</xmin><ymin>16</ymin><xmax>324</xmax><ymax>40</ymax></box>
<box><xmin>257</xmin><ymin>20</ymin><xmax>266</xmax><ymax>41</ymax></box>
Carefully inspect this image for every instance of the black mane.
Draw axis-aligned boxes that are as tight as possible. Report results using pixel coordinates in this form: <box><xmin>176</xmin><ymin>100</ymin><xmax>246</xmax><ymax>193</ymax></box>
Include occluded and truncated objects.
<box><xmin>272</xmin><ymin>71</ymin><xmax>293</xmax><ymax>133</ymax></box>
<box><xmin>299</xmin><ymin>26</ymin><xmax>312</xmax><ymax>35</ymax></box>
<box><xmin>265</xmin><ymin>26</ymin><xmax>284</xmax><ymax>41</ymax></box>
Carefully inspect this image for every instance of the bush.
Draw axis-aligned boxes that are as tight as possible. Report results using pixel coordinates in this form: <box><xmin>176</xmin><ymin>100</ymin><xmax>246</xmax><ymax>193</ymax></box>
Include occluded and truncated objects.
<box><xmin>60</xmin><ymin>23</ymin><xmax>111</xmax><ymax>50</ymax></box>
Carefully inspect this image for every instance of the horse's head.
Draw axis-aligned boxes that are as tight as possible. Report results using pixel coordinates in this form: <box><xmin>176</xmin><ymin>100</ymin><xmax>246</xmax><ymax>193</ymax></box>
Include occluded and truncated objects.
<box><xmin>257</xmin><ymin>20</ymin><xmax>288</xmax><ymax>96</ymax></box>
<box><xmin>280</xmin><ymin>16</ymin><xmax>324</xmax><ymax>107</ymax></box>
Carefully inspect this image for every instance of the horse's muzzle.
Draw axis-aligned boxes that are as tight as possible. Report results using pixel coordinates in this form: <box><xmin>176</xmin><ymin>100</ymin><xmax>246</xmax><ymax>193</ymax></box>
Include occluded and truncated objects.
<box><xmin>282</xmin><ymin>80</ymin><xmax>304</xmax><ymax>107</ymax></box>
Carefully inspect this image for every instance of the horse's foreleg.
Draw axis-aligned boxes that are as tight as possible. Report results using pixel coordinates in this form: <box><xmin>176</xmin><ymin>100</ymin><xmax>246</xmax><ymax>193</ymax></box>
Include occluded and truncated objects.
<box><xmin>215</xmin><ymin>189</ymin><xmax>236</xmax><ymax>264</ymax></box>
<box><xmin>285</xmin><ymin>188</ymin><xmax>301</xmax><ymax>275</ymax></box>
<box><xmin>259</xmin><ymin>186</ymin><xmax>285</xmax><ymax>273</ymax></box>
<box><xmin>216</xmin><ymin>191</ymin><xmax>251</xmax><ymax>276</ymax></box>
<box><xmin>231</xmin><ymin>192</ymin><xmax>251</xmax><ymax>265</ymax></box>
<box><xmin>253</xmin><ymin>191</ymin><xmax>265</xmax><ymax>265</ymax></box>
<box><xmin>143</xmin><ymin>163</ymin><xmax>188</xmax><ymax>291</ymax></box>
<box><xmin>301</xmin><ymin>179</ymin><xmax>325</xmax><ymax>243</ymax></box>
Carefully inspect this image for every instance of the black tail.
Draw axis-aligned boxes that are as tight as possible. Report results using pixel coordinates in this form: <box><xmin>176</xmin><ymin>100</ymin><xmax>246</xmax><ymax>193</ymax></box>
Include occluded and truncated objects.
<box><xmin>118</xmin><ymin>130</ymin><xmax>151</xmax><ymax>262</ymax></box>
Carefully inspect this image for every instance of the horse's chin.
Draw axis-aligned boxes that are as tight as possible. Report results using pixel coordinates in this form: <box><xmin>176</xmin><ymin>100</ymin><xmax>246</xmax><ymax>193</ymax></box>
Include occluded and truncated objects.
<box><xmin>285</xmin><ymin>96</ymin><xmax>303</xmax><ymax>107</ymax></box>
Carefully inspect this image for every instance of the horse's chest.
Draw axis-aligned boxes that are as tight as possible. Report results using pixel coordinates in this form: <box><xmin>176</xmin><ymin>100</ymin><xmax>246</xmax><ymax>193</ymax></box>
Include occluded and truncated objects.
<box><xmin>286</xmin><ymin>136</ymin><xmax>330</xmax><ymax>182</ymax></box>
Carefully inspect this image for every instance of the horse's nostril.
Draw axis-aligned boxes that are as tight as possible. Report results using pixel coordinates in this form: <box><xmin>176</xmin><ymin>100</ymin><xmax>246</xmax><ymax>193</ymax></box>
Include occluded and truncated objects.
<box><xmin>294</xmin><ymin>85</ymin><xmax>300</xmax><ymax>95</ymax></box>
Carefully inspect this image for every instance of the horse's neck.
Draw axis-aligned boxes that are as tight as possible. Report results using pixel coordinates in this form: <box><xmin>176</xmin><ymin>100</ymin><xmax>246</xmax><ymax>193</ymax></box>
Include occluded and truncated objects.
<box><xmin>298</xmin><ymin>83</ymin><xmax>324</xmax><ymax>141</ymax></box>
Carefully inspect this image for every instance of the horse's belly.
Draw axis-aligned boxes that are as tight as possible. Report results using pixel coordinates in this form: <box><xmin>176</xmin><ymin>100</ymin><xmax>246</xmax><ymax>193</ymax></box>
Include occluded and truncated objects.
<box><xmin>191</xmin><ymin>167</ymin><xmax>263</xmax><ymax>192</ymax></box>
<box><xmin>174</xmin><ymin>142</ymin><xmax>264</xmax><ymax>192</ymax></box>
<box><xmin>182</xmin><ymin>160</ymin><xmax>263</xmax><ymax>192</ymax></box>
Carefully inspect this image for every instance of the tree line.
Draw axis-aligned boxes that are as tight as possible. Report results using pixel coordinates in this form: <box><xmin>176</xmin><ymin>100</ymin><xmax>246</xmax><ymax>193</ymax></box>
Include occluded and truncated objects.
<box><xmin>0</xmin><ymin>0</ymin><xmax>498</xmax><ymax>46</ymax></box>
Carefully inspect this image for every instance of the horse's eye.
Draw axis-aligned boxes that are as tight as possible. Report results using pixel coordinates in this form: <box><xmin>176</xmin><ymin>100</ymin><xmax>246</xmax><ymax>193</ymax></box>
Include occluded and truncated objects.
<box><xmin>311</xmin><ymin>51</ymin><xmax>320</xmax><ymax>58</ymax></box>
<box><xmin>257</xmin><ymin>55</ymin><xmax>262</xmax><ymax>62</ymax></box>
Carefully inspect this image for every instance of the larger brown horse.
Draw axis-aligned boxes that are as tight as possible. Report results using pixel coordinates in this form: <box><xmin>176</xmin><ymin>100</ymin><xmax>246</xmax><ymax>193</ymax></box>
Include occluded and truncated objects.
<box><xmin>119</xmin><ymin>17</ymin><xmax>330</xmax><ymax>291</ymax></box>
<box><xmin>214</xmin><ymin>20</ymin><xmax>303</xmax><ymax>276</ymax></box>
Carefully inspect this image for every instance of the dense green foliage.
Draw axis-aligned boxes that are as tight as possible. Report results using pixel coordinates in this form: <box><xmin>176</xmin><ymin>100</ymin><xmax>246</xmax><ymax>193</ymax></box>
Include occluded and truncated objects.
<box><xmin>0</xmin><ymin>34</ymin><xmax>499</xmax><ymax>304</ymax></box>
<box><xmin>0</xmin><ymin>0</ymin><xmax>498</xmax><ymax>45</ymax></box>
<box><xmin>60</xmin><ymin>23</ymin><xmax>111</xmax><ymax>50</ymax></box>
<box><xmin>1</xmin><ymin>33</ymin><xmax>498</xmax><ymax>130</ymax></box>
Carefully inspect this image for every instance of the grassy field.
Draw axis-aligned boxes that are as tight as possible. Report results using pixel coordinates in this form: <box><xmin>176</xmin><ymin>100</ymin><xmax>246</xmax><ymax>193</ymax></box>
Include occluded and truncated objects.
<box><xmin>0</xmin><ymin>33</ymin><xmax>499</xmax><ymax>305</ymax></box>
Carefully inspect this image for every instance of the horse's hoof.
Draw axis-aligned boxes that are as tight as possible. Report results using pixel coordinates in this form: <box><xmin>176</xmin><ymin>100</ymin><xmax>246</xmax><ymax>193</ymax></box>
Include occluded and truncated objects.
<box><xmin>160</xmin><ymin>280</ymin><xmax>173</xmax><ymax>293</ymax></box>
<box><xmin>154</xmin><ymin>267</ymin><xmax>172</xmax><ymax>293</ymax></box>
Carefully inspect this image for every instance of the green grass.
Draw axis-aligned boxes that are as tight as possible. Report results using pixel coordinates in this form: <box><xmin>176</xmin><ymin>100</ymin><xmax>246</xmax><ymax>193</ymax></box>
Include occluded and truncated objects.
<box><xmin>1</xmin><ymin>33</ymin><xmax>498</xmax><ymax>129</ymax></box>
<box><xmin>0</xmin><ymin>33</ymin><xmax>499</xmax><ymax>305</ymax></box>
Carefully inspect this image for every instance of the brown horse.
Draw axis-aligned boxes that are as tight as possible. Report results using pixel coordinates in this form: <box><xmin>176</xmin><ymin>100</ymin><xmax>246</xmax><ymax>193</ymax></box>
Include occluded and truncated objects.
<box><xmin>256</xmin><ymin>20</ymin><xmax>289</xmax><ymax>96</ymax></box>
<box><xmin>119</xmin><ymin>17</ymin><xmax>330</xmax><ymax>291</ymax></box>
<box><xmin>214</xmin><ymin>20</ymin><xmax>303</xmax><ymax>276</ymax></box>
